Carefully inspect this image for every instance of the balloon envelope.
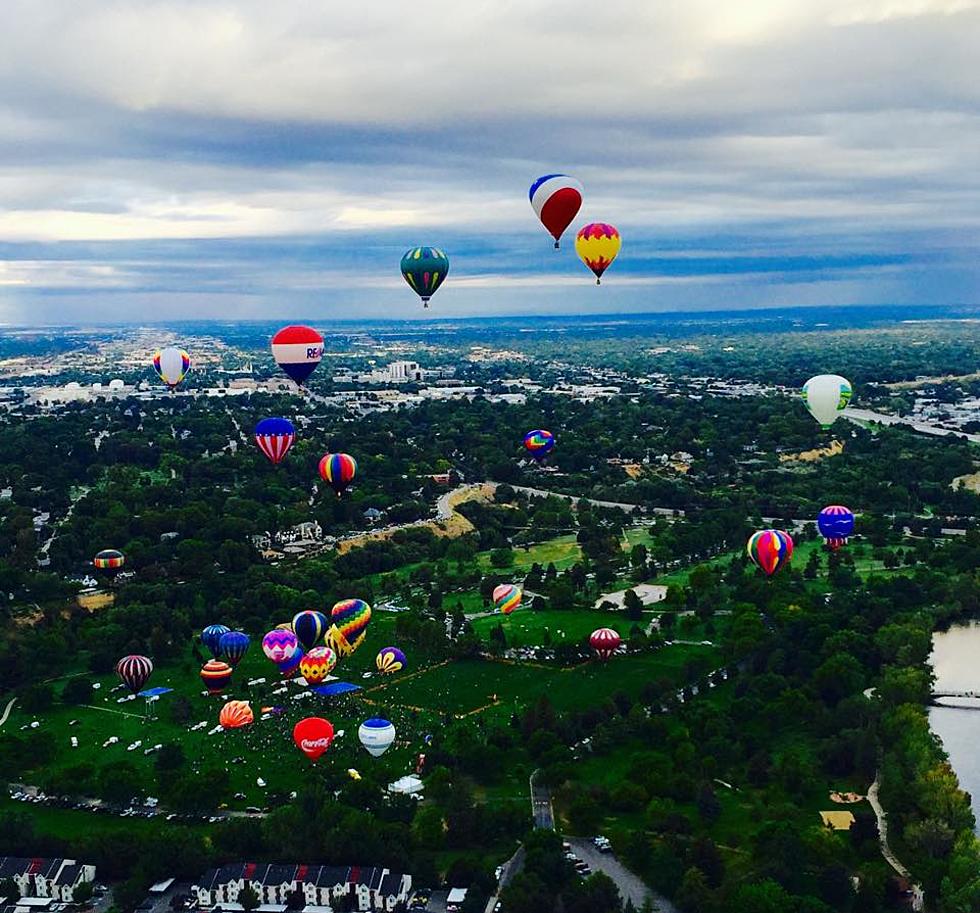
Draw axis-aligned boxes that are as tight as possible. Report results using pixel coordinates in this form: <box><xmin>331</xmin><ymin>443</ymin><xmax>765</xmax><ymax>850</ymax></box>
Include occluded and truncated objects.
<box><xmin>401</xmin><ymin>247</ymin><xmax>449</xmax><ymax>306</ymax></box>
<box><xmin>300</xmin><ymin>646</ymin><xmax>337</xmax><ymax>686</ymax></box>
<box><xmin>818</xmin><ymin>505</ymin><xmax>855</xmax><ymax>550</ymax></box>
<box><xmin>359</xmin><ymin>718</ymin><xmax>396</xmax><ymax>757</ymax></box>
<box><xmin>529</xmin><ymin>174</ymin><xmax>583</xmax><ymax>248</ymax></box>
<box><xmin>272</xmin><ymin>325</ymin><xmax>323</xmax><ymax>385</ymax></box>
<box><xmin>200</xmin><ymin>659</ymin><xmax>233</xmax><ymax>694</ymax></box>
<box><xmin>330</xmin><ymin>598</ymin><xmax>371</xmax><ymax>654</ymax></box>
<box><xmin>255</xmin><ymin>417</ymin><xmax>296</xmax><ymax>465</ymax></box>
<box><xmin>575</xmin><ymin>223</ymin><xmax>621</xmax><ymax>283</ymax></box>
<box><xmin>319</xmin><ymin>453</ymin><xmax>357</xmax><ymax>496</ymax></box>
<box><xmin>376</xmin><ymin>646</ymin><xmax>407</xmax><ymax>675</ymax></box>
<box><xmin>292</xmin><ymin>610</ymin><xmax>328</xmax><ymax>651</ymax></box>
<box><xmin>152</xmin><ymin>347</ymin><xmax>190</xmax><ymax>388</ymax></box>
<box><xmin>747</xmin><ymin>529</ymin><xmax>794</xmax><ymax>577</ymax></box>
<box><xmin>218</xmin><ymin>631</ymin><xmax>250</xmax><ymax>667</ymax></box>
<box><xmin>523</xmin><ymin>429</ymin><xmax>555</xmax><ymax>461</ymax></box>
<box><xmin>219</xmin><ymin>700</ymin><xmax>253</xmax><ymax>729</ymax></box>
<box><xmin>262</xmin><ymin>628</ymin><xmax>299</xmax><ymax>664</ymax></box>
<box><xmin>201</xmin><ymin>624</ymin><xmax>230</xmax><ymax>659</ymax></box>
<box><xmin>590</xmin><ymin>627</ymin><xmax>621</xmax><ymax>661</ymax></box>
<box><xmin>802</xmin><ymin>374</ymin><xmax>853</xmax><ymax>428</ymax></box>
<box><xmin>116</xmin><ymin>654</ymin><xmax>153</xmax><ymax>695</ymax></box>
<box><xmin>93</xmin><ymin>549</ymin><xmax>125</xmax><ymax>572</ymax></box>
<box><xmin>493</xmin><ymin>584</ymin><xmax>522</xmax><ymax>615</ymax></box>
<box><xmin>293</xmin><ymin>716</ymin><xmax>334</xmax><ymax>762</ymax></box>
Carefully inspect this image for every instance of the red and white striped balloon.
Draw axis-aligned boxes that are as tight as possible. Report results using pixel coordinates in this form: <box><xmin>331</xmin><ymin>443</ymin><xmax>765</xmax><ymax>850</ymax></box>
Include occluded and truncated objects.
<box><xmin>589</xmin><ymin>628</ymin><xmax>621</xmax><ymax>661</ymax></box>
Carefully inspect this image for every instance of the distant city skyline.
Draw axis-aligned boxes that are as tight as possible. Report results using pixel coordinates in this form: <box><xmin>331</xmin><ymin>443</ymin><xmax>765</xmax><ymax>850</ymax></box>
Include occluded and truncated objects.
<box><xmin>0</xmin><ymin>1</ymin><xmax>978</xmax><ymax>322</ymax></box>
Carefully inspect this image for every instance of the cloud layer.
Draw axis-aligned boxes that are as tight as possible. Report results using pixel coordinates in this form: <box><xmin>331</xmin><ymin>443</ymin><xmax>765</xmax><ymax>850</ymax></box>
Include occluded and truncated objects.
<box><xmin>0</xmin><ymin>0</ymin><xmax>977</xmax><ymax>321</ymax></box>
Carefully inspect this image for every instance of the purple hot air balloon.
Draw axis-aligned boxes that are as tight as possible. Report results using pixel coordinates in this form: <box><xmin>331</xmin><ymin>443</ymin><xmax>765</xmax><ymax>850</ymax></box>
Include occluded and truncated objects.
<box><xmin>262</xmin><ymin>628</ymin><xmax>299</xmax><ymax>665</ymax></box>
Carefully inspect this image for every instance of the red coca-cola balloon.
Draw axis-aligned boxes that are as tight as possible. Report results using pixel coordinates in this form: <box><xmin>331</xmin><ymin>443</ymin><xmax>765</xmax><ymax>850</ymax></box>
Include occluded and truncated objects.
<box><xmin>293</xmin><ymin>716</ymin><xmax>335</xmax><ymax>763</ymax></box>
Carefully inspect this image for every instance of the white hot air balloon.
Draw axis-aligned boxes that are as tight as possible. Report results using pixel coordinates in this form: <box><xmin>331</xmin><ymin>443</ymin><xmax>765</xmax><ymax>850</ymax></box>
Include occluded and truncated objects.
<box><xmin>152</xmin><ymin>346</ymin><xmax>190</xmax><ymax>389</ymax></box>
<box><xmin>802</xmin><ymin>374</ymin><xmax>853</xmax><ymax>428</ymax></box>
<box><xmin>358</xmin><ymin>718</ymin><xmax>395</xmax><ymax>757</ymax></box>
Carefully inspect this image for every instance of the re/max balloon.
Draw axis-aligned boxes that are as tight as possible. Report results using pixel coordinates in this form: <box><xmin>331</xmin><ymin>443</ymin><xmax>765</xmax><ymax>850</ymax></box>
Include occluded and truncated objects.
<box><xmin>271</xmin><ymin>325</ymin><xmax>323</xmax><ymax>385</ymax></box>
<box><xmin>293</xmin><ymin>716</ymin><xmax>334</xmax><ymax>763</ymax></box>
<box><xmin>529</xmin><ymin>174</ymin><xmax>583</xmax><ymax>249</ymax></box>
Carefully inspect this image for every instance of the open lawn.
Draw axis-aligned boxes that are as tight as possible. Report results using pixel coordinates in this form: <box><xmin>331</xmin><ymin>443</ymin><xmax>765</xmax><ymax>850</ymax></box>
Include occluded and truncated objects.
<box><xmin>478</xmin><ymin>535</ymin><xmax>582</xmax><ymax>573</ymax></box>
<box><xmin>470</xmin><ymin>609</ymin><xmax>649</xmax><ymax>647</ymax></box>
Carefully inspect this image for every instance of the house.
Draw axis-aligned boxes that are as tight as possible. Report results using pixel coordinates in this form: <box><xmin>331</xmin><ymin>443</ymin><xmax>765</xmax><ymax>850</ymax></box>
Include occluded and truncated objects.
<box><xmin>0</xmin><ymin>858</ymin><xmax>96</xmax><ymax>903</ymax></box>
<box><xmin>194</xmin><ymin>865</ymin><xmax>411</xmax><ymax>913</ymax></box>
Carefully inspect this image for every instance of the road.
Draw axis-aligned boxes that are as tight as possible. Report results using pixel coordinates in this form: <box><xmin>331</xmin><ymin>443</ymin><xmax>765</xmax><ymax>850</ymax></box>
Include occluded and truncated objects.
<box><xmin>867</xmin><ymin>773</ymin><xmax>924</xmax><ymax>911</ymax></box>
<box><xmin>567</xmin><ymin>838</ymin><xmax>678</xmax><ymax>913</ymax></box>
<box><xmin>484</xmin><ymin>847</ymin><xmax>524</xmax><ymax>913</ymax></box>
<box><xmin>843</xmin><ymin>408</ymin><xmax>980</xmax><ymax>444</ymax></box>
<box><xmin>530</xmin><ymin>769</ymin><xmax>554</xmax><ymax>829</ymax></box>
<box><xmin>0</xmin><ymin>697</ymin><xmax>16</xmax><ymax>728</ymax></box>
<box><xmin>508</xmin><ymin>484</ymin><xmax>684</xmax><ymax>517</ymax></box>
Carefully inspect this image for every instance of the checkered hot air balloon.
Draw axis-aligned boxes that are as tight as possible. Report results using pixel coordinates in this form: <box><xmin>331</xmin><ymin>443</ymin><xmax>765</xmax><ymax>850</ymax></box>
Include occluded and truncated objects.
<box><xmin>529</xmin><ymin>174</ymin><xmax>583</xmax><ymax>249</ymax></box>
<box><xmin>300</xmin><ymin>646</ymin><xmax>337</xmax><ymax>686</ymax></box>
<box><xmin>590</xmin><ymin>628</ymin><xmax>621</xmax><ymax>661</ymax></box>
<box><xmin>115</xmin><ymin>654</ymin><xmax>153</xmax><ymax>695</ymax></box>
<box><xmin>219</xmin><ymin>700</ymin><xmax>254</xmax><ymax>730</ymax></box>
<box><xmin>319</xmin><ymin>453</ymin><xmax>357</xmax><ymax>497</ymax></box>
<box><xmin>400</xmin><ymin>247</ymin><xmax>449</xmax><ymax>307</ymax></box>
<box><xmin>747</xmin><ymin>529</ymin><xmax>794</xmax><ymax>577</ymax></box>
<box><xmin>151</xmin><ymin>346</ymin><xmax>190</xmax><ymax>389</ymax></box>
<box><xmin>201</xmin><ymin>624</ymin><xmax>230</xmax><ymax>659</ymax></box>
<box><xmin>292</xmin><ymin>610</ymin><xmax>328</xmax><ymax>651</ymax></box>
<box><xmin>523</xmin><ymin>429</ymin><xmax>555</xmax><ymax>462</ymax></box>
<box><xmin>329</xmin><ymin>598</ymin><xmax>372</xmax><ymax>656</ymax></box>
<box><xmin>255</xmin><ymin>417</ymin><xmax>296</xmax><ymax>465</ymax></box>
<box><xmin>271</xmin><ymin>325</ymin><xmax>323</xmax><ymax>385</ymax></box>
<box><xmin>200</xmin><ymin>659</ymin><xmax>233</xmax><ymax>694</ymax></box>
<box><xmin>818</xmin><ymin>505</ymin><xmax>855</xmax><ymax>551</ymax></box>
<box><xmin>376</xmin><ymin>646</ymin><xmax>407</xmax><ymax>675</ymax></box>
<box><xmin>575</xmin><ymin>222</ymin><xmax>621</xmax><ymax>284</ymax></box>
<box><xmin>493</xmin><ymin>584</ymin><xmax>522</xmax><ymax>615</ymax></box>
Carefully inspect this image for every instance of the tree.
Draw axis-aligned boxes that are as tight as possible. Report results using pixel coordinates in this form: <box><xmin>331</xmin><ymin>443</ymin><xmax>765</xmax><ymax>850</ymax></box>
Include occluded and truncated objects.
<box><xmin>240</xmin><ymin>886</ymin><xmax>260</xmax><ymax>913</ymax></box>
<box><xmin>61</xmin><ymin>677</ymin><xmax>92</xmax><ymax>706</ymax></box>
<box><xmin>623</xmin><ymin>589</ymin><xmax>644</xmax><ymax>621</ymax></box>
<box><xmin>490</xmin><ymin>548</ymin><xmax>515</xmax><ymax>569</ymax></box>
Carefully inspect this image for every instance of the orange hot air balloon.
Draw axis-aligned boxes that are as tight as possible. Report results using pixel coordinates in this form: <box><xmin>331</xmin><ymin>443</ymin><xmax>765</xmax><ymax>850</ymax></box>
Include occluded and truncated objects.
<box><xmin>219</xmin><ymin>700</ymin><xmax>254</xmax><ymax>729</ymax></box>
<box><xmin>575</xmin><ymin>222</ymin><xmax>621</xmax><ymax>284</ymax></box>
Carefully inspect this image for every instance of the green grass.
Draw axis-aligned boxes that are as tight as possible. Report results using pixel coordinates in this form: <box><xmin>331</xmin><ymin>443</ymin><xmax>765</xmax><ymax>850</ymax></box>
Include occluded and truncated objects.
<box><xmin>470</xmin><ymin>609</ymin><xmax>649</xmax><ymax>647</ymax></box>
<box><xmin>478</xmin><ymin>535</ymin><xmax>582</xmax><ymax>573</ymax></box>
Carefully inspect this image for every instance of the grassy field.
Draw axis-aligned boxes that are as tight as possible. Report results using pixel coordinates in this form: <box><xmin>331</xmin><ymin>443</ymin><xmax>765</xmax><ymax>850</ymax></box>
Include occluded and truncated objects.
<box><xmin>477</xmin><ymin>534</ymin><xmax>582</xmax><ymax>573</ymax></box>
<box><xmin>469</xmin><ymin>608</ymin><xmax>649</xmax><ymax>648</ymax></box>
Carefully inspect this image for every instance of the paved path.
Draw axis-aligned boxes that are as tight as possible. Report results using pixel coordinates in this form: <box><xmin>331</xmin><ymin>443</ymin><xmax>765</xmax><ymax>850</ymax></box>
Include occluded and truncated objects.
<box><xmin>509</xmin><ymin>484</ymin><xmax>683</xmax><ymax>517</ymax></box>
<box><xmin>567</xmin><ymin>838</ymin><xmax>678</xmax><ymax>913</ymax></box>
<box><xmin>867</xmin><ymin>772</ymin><xmax>924</xmax><ymax>911</ymax></box>
<box><xmin>844</xmin><ymin>408</ymin><xmax>980</xmax><ymax>444</ymax></box>
<box><xmin>530</xmin><ymin>769</ymin><xmax>554</xmax><ymax>829</ymax></box>
<box><xmin>0</xmin><ymin>697</ymin><xmax>16</xmax><ymax>728</ymax></box>
<box><xmin>484</xmin><ymin>847</ymin><xmax>524</xmax><ymax>913</ymax></box>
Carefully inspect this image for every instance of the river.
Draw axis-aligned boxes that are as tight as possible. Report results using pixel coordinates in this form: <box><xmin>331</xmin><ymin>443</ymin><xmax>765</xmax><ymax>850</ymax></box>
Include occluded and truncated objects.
<box><xmin>928</xmin><ymin>621</ymin><xmax>980</xmax><ymax>832</ymax></box>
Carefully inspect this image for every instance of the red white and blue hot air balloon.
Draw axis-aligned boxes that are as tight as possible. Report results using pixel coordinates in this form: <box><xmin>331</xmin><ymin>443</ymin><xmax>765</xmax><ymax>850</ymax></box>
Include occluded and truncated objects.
<box><xmin>529</xmin><ymin>174</ymin><xmax>583</xmax><ymax>249</ymax></box>
<box><xmin>271</xmin><ymin>325</ymin><xmax>323</xmax><ymax>385</ymax></box>
<box><xmin>817</xmin><ymin>505</ymin><xmax>855</xmax><ymax>551</ymax></box>
<box><xmin>255</xmin><ymin>417</ymin><xmax>296</xmax><ymax>465</ymax></box>
<box><xmin>747</xmin><ymin>529</ymin><xmax>794</xmax><ymax>577</ymax></box>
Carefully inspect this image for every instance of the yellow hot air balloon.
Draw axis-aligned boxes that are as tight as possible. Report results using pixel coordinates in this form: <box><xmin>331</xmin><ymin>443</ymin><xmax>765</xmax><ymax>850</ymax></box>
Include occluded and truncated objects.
<box><xmin>575</xmin><ymin>223</ymin><xmax>621</xmax><ymax>284</ymax></box>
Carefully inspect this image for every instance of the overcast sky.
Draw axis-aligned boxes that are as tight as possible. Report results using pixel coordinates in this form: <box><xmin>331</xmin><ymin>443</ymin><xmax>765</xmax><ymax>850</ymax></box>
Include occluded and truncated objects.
<box><xmin>0</xmin><ymin>0</ymin><xmax>977</xmax><ymax>323</ymax></box>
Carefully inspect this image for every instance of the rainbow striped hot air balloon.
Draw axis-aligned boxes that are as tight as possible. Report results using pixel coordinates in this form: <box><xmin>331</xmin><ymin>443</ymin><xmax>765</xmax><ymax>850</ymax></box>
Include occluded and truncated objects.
<box><xmin>292</xmin><ymin>610</ymin><xmax>328</xmax><ymax>652</ymax></box>
<box><xmin>200</xmin><ymin>659</ymin><xmax>233</xmax><ymax>694</ymax></box>
<box><xmin>376</xmin><ymin>646</ymin><xmax>407</xmax><ymax>675</ymax></box>
<box><xmin>116</xmin><ymin>655</ymin><xmax>153</xmax><ymax>695</ymax></box>
<box><xmin>300</xmin><ymin>646</ymin><xmax>337</xmax><ymax>686</ymax></box>
<box><xmin>219</xmin><ymin>700</ymin><xmax>254</xmax><ymax>730</ymax></box>
<box><xmin>818</xmin><ymin>505</ymin><xmax>855</xmax><ymax>551</ymax></box>
<box><xmin>328</xmin><ymin>598</ymin><xmax>372</xmax><ymax>656</ymax></box>
<box><xmin>152</xmin><ymin>346</ymin><xmax>190</xmax><ymax>389</ymax></box>
<box><xmin>255</xmin><ymin>417</ymin><xmax>296</xmax><ymax>465</ymax></box>
<box><xmin>523</xmin><ymin>429</ymin><xmax>555</xmax><ymax>462</ymax></box>
<box><xmin>93</xmin><ymin>549</ymin><xmax>125</xmax><ymax>574</ymax></box>
<box><xmin>493</xmin><ymin>584</ymin><xmax>522</xmax><ymax>615</ymax></box>
<box><xmin>400</xmin><ymin>247</ymin><xmax>449</xmax><ymax>307</ymax></box>
<box><xmin>529</xmin><ymin>174</ymin><xmax>583</xmax><ymax>249</ymax></box>
<box><xmin>575</xmin><ymin>222</ymin><xmax>621</xmax><ymax>284</ymax></box>
<box><xmin>319</xmin><ymin>453</ymin><xmax>357</xmax><ymax>497</ymax></box>
<box><xmin>271</xmin><ymin>325</ymin><xmax>323</xmax><ymax>385</ymax></box>
<box><xmin>747</xmin><ymin>529</ymin><xmax>794</xmax><ymax>577</ymax></box>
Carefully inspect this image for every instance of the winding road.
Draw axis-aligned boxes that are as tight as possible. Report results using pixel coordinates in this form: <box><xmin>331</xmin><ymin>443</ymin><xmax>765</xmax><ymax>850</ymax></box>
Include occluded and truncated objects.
<box><xmin>0</xmin><ymin>697</ymin><xmax>16</xmax><ymax>728</ymax></box>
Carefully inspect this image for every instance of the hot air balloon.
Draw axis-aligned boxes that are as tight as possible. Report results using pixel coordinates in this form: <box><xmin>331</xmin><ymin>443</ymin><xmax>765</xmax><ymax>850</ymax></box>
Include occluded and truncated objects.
<box><xmin>262</xmin><ymin>628</ymin><xmax>299</xmax><ymax>665</ymax></box>
<box><xmin>802</xmin><ymin>375</ymin><xmax>853</xmax><ymax>428</ymax></box>
<box><xmin>278</xmin><ymin>651</ymin><xmax>304</xmax><ymax>677</ymax></box>
<box><xmin>400</xmin><ymin>247</ymin><xmax>449</xmax><ymax>307</ymax></box>
<box><xmin>152</xmin><ymin>346</ymin><xmax>190</xmax><ymax>389</ymax></box>
<box><xmin>319</xmin><ymin>453</ymin><xmax>357</xmax><ymax>496</ymax></box>
<box><xmin>575</xmin><ymin>223</ymin><xmax>621</xmax><ymax>284</ymax></box>
<box><xmin>219</xmin><ymin>700</ymin><xmax>254</xmax><ymax>730</ymax></box>
<box><xmin>93</xmin><ymin>549</ymin><xmax>125</xmax><ymax>577</ymax></box>
<box><xmin>529</xmin><ymin>174</ymin><xmax>583</xmax><ymax>249</ymax></box>
<box><xmin>201</xmin><ymin>624</ymin><xmax>230</xmax><ymax>659</ymax></box>
<box><xmin>255</xmin><ymin>418</ymin><xmax>296</xmax><ymax>465</ymax></box>
<box><xmin>293</xmin><ymin>716</ymin><xmax>334</xmax><ymax>763</ymax></box>
<box><xmin>300</xmin><ymin>646</ymin><xmax>337</xmax><ymax>686</ymax></box>
<box><xmin>818</xmin><ymin>505</ymin><xmax>855</xmax><ymax>551</ymax></box>
<box><xmin>200</xmin><ymin>659</ymin><xmax>233</xmax><ymax>694</ymax></box>
<box><xmin>747</xmin><ymin>529</ymin><xmax>794</xmax><ymax>577</ymax></box>
<box><xmin>328</xmin><ymin>598</ymin><xmax>371</xmax><ymax>656</ymax></box>
<box><xmin>218</xmin><ymin>631</ymin><xmax>250</xmax><ymax>667</ymax></box>
<box><xmin>116</xmin><ymin>654</ymin><xmax>153</xmax><ymax>695</ymax></box>
<box><xmin>359</xmin><ymin>718</ymin><xmax>396</xmax><ymax>757</ymax></box>
<box><xmin>523</xmin><ymin>429</ymin><xmax>555</xmax><ymax>462</ymax></box>
<box><xmin>590</xmin><ymin>628</ymin><xmax>621</xmax><ymax>661</ymax></box>
<box><xmin>376</xmin><ymin>646</ymin><xmax>407</xmax><ymax>675</ymax></box>
<box><xmin>493</xmin><ymin>584</ymin><xmax>522</xmax><ymax>615</ymax></box>
<box><xmin>271</xmin><ymin>325</ymin><xmax>323</xmax><ymax>385</ymax></box>
<box><xmin>292</xmin><ymin>610</ymin><xmax>328</xmax><ymax>652</ymax></box>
